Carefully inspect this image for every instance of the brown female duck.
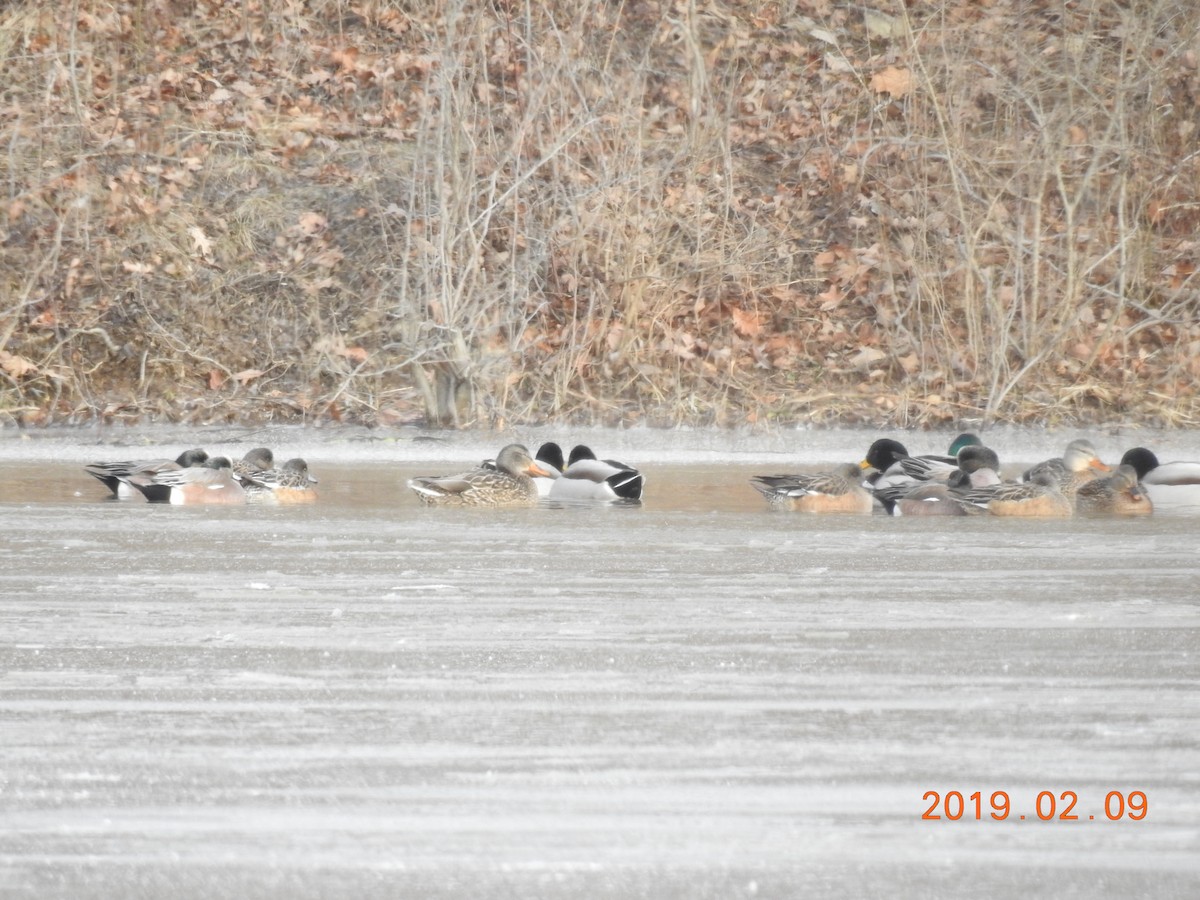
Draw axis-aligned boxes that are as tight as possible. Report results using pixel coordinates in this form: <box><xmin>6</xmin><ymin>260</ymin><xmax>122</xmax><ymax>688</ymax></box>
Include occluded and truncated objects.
<box><xmin>1074</xmin><ymin>464</ymin><xmax>1152</xmax><ymax>517</ymax></box>
<box><xmin>408</xmin><ymin>444</ymin><xmax>551</xmax><ymax>508</ymax></box>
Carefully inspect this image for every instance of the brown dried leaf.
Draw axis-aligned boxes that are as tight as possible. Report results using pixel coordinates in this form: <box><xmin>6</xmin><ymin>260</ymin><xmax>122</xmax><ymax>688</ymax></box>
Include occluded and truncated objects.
<box><xmin>824</xmin><ymin>52</ymin><xmax>854</xmax><ymax>74</ymax></box>
<box><xmin>731</xmin><ymin>306</ymin><xmax>764</xmax><ymax>338</ymax></box>
<box><xmin>313</xmin><ymin>334</ymin><xmax>368</xmax><ymax>364</ymax></box>
<box><xmin>817</xmin><ymin>284</ymin><xmax>843</xmax><ymax>310</ymax></box>
<box><xmin>849</xmin><ymin>347</ymin><xmax>887</xmax><ymax>371</ymax></box>
<box><xmin>870</xmin><ymin>66</ymin><xmax>912</xmax><ymax>99</ymax></box>
<box><xmin>814</xmin><ymin>248</ymin><xmax>843</xmax><ymax>269</ymax></box>
<box><xmin>1167</xmin><ymin>260</ymin><xmax>1195</xmax><ymax>290</ymax></box>
<box><xmin>865</xmin><ymin>10</ymin><xmax>904</xmax><ymax>39</ymax></box>
<box><xmin>297</xmin><ymin>212</ymin><xmax>328</xmax><ymax>236</ymax></box>
<box><xmin>312</xmin><ymin>247</ymin><xmax>345</xmax><ymax>268</ymax></box>
<box><xmin>331</xmin><ymin>47</ymin><xmax>360</xmax><ymax>72</ymax></box>
<box><xmin>189</xmin><ymin>226</ymin><xmax>213</xmax><ymax>259</ymax></box>
<box><xmin>0</xmin><ymin>350</ymin><xmax>39</xmax><ymax>378</ymax></box>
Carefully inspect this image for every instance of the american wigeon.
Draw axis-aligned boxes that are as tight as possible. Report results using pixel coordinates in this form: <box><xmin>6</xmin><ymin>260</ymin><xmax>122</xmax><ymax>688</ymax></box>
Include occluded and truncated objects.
<box><xmin>750</xmin><ymin>462</ymin><xmax>874</xmax><ymax>514</ymax></box>
<box><xmin>232</xmin><ymin>447</ymin><xmax>275</xmax><ymax>480</ymax></box>
<box><xmin>120</xmin><ymin>456</ymin><xmax>246</xmax><ymax>505</ymax></box>
<box><xmin>877</xmin><ymin>445</ymin><xmax>1002</xmax><ymax>516</ymax></box>
<box><xmin>1120</xmin><ymin>447</ymin><xmax>1200</xmax><ymax>512</ymax></box>
<box><xmin>244</xmin><ymin>458</ymin><xmax>319</xmax><ymax>503</ymax></box>
<box><xmin>1075</xmin><ymin>464</ymin><xmax>1153</xmax><ymax>517</ymax></box>
<box><xmin>547</xmin><ymin>444</ymin><xmax>644</xmax><ymax>502</ymax></box>
<box><xmin>862</xmin><ymin>433</ymin><xmax>983</xmax><ymax>491</ymax></box>
<box><xmin>408</xmin><ymin>444</ymin><xmax>550</xmax><ymax>507</ymax></box>
<box><xmin>85</xmin><ymin>448</ymin><xmax>209</xmax><ymax>499</ymax></box>
<box><xmin>949</xmin><ymin>445</ymin><xmax>1003</xmax><ymax>482</ymax></box>
<box><xmin>958</xmin><ymin>470</ymin><xmax>1073</xmax><ymax>517</ymax></box>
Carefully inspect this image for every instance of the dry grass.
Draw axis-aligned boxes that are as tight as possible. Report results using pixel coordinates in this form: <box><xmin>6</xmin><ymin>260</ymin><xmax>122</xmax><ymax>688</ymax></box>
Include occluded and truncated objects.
<box><xmin>892</xmin><ymin>0</ymin><xmax>1200</xmax><ymax>423</ymax></box>
<box><xmin>2</xmin><ymin>0</ymin><xmax>1198</xmax><ymax>429</ymax></box>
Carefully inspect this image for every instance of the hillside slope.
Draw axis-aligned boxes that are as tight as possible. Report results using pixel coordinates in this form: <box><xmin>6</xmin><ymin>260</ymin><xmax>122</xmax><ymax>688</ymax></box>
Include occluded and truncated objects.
<box><xmin>2</xmin><ymin>0</ymin><xmax>1198</xmax><ymax>428</ymax></box>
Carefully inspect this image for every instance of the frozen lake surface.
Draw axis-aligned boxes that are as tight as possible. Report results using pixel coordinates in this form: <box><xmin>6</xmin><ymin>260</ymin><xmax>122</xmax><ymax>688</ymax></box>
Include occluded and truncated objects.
<box><xmin>1</xmin><ymin>426</ymin><xmax>1198</xmax><ymax>897</ymax></box>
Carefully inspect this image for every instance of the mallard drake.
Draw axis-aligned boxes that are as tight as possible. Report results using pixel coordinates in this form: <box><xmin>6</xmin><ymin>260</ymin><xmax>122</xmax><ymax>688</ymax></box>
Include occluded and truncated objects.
<box><xmin>547</xmin><ymin>444</ymin><xmax>644</xmax><ymax>502</ymax></box>
<box><xmin>860</xmin><ymin>438</ymin><xmax>916</xmax><ymax>487</ymax></box>
<box><xmin>528</xmin><ymin>442</ymin><xmax>565</xmax><ymax>498</ymax></box>
<box><xmin>947</xmin><ymin>432</ymin><xmax>984</xmax><ymax>456</ymax></box>
<box><xmin>1022</xmin><ymin>439</ymin><xmax>1111</xmax><ymax>497</ymax></box>
<box><xmin>408</xmin><ymin>444</ymin><xmax>550</xmax><ymax>508</ymax></box>
<box><xmin>244</xmin><ymin>458</ymin><xmax>319</xmax><ymax>503</ymax></box>
<box><xmin>750</xmin><ymin>462</ymin><xmax>873</xmax><ymax>514</ymax></box>
<box><xmin>1120</xmin><ymin>447</ymin><xmax>1200</xmax><ymax>512</ymax></box>
<box><xmin>85</xmin><ymin>448</ymin><xmax>209</xmax><ymax>499</ymax></box>
<box><xmin>119</xmin><ymin>456</ymin><xmax>246</xmax><ymax>505</ymax></box>
<box><xmin>876</xmin><ymin>445</ymin><xmax>1002</xmax><ymax>516</ymax></box>
<box><xmin>1074</xmin><ymin>464</ymin><xmax>1152</xmax><ymax>517</ymax></box>
<box><xmin>957</xmin><ymin>470</ymin><xmax>1073</xmax><ymax>517</ymax></box>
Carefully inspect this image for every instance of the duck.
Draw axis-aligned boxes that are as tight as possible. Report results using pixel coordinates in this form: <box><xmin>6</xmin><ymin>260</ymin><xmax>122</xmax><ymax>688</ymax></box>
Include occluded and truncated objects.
<box><xmin>483</xmin><ymin>442</ymin><xmax>574</xmax><ymax>499</ymax></box>
<box><xmin>547</xmin><ymin>444</ymin><xmax>644</xmax><ymax>502</ymax></box>
<box><xmin>749</xmin><ymin>462</ymin><xmax>874</xmax><ymax>514</ymax></box>
<box><xmin>119</xmin><ymin>456</ymin><xmax>246</xmax><ymax>505</ymax></box>
<box><xmin>232</xmin><ymin>447</ymin><xmax>275</xmax><ymax>480</ymax></box>
<box><xmin>1021</xmin><ymin>438</ymin><xmax>1111</xmax><ymax>498</ymax></box>
<box><xmin>84</xmin><ymin>448</ymin><xmax>209</xmax><ymax>499</ymax></box>
<box><xmin>529</xmin><ymin>442</ymin><xmax>565</xmax><ymax>498</ymax></box>
<box><xmin>1119</xmin><ymin>447</ymin><xmax>1200</xmax><ymax>513</ymax></box>
<box><xmin>949</xmin><ymin>445</ymin><xmax>1002</xmax><ymax>482</ymax></box>
<box><xmin>1074</xmin><ymin>464</ymin><xmax>1153</xmax><ymax>517</ymax></box>
<box><xmin>862</xmin><ymin>433</ymin><xmax>983</xmax><ymax>491</ymax></box>
<box><xmin>408</xmin><ymin>444</ymin><xmax>550</xmax><ymax>507</ymax></box>
<box><xmin>876</xmin><ymin>445</ymin><xmax>1002</xmax><ymax>516</ymax></box>
<box><xmin>946</xmin><ymin>432</ymin><xmax>984</xmax><ymax>456</ymax></box>
<box><xmin>243</xmin><ymin>458</ymin><xmax>319</xmax><ymax>503</ymax></box>
<box><xmin>957</xmin><ymin>470</ymin><xmax>1073</xmax><ymax>517</ymax></box>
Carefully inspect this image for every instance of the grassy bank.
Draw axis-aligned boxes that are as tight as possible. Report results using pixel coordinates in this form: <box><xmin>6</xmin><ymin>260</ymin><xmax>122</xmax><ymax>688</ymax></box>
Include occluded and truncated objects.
<box><xmin>2</xmin><ymin>0</ymin><xmax>1198</xmax><ymax>429</ymax></box>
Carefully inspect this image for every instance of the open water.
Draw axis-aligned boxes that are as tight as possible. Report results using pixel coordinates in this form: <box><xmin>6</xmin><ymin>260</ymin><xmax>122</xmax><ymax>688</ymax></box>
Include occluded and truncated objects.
<box><xmin>0</xmin><ymin>425</ymin><xmax>1197</xmax><ymax>898</ymax></box>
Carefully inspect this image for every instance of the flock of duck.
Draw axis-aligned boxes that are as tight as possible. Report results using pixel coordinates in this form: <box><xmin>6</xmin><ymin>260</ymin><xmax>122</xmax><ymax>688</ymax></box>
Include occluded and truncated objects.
<box><xmin>78</xmin><ymin>441</ymin><xmax>640</xmax><ymax>507</ymax></box>
<box><xmin>399</xmin><ymin>434</ymin><xmax>1198</xmax><ymax>516</ymax></box>
<box><xmin>748</xmin><ymin>434</ymin><xmax>1200</xmax><ymax>517</ymax></box>
<box><xmin>83</xmin><ymin>448</ymin><xmax>317</xmax><ymax>504</ymax></box>
<box><xmin>80</xmin><ymin>434</ymin><xmax>1199</xmax><ymax>516</ymax></box>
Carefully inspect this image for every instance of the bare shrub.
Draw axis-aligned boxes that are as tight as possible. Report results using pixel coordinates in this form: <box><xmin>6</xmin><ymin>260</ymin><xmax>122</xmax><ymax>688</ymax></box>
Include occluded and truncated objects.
<box><xmin>1</xmin><ymin>0</ymin><xmax>1197</xmax><ymax>427</ymax></box>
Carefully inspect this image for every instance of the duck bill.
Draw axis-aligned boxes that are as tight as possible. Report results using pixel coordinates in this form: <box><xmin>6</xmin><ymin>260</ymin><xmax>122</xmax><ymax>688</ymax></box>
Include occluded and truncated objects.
<box><xmin>1089</xmin><ymin>459</ymin><xmax>1113</xmax><ymax>473</ymax></box>
<box><xmin>526</xmin><ymin>462</ymin><xmax>553</xmax><ymax>478</ymax></box>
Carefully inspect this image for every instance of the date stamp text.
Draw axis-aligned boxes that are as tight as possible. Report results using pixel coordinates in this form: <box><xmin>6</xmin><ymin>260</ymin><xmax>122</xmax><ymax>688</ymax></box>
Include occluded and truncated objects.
<box><xmin>922</xmin><ymin>790</ymin><xmax>1147</xmax><ymax>821</ymax></box>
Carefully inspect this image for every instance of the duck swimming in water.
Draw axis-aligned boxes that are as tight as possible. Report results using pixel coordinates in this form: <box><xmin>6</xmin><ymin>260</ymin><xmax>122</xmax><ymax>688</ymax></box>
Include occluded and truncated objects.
<box><xmin>408</xmin><ymin>444</ymin><xmax>550</xmax><ymax>508</ymax></box>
